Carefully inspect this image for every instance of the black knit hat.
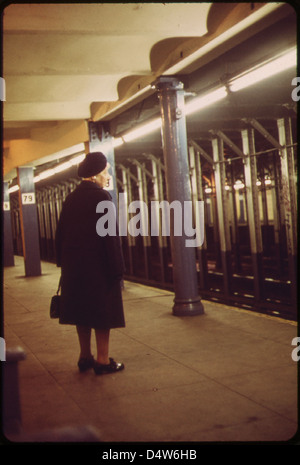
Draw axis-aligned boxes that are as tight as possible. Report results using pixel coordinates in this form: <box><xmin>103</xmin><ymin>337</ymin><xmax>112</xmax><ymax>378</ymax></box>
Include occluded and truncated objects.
<box><xmin>78</xmin><ymin>152</ymin><xmax>107</xmax><ymax>178</ymax></box>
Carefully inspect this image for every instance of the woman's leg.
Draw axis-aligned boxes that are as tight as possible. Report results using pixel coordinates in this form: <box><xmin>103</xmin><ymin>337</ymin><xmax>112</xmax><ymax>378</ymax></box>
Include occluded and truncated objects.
<box><xmin>95</xmin><ymin>329</ymin><xmax>110</xmax><ymax>364</ymax></box>
<box><xmin>76</xmin><ymin>325</ymin><xmax>92</xmax><ymax>359</ymax></box>
<box><xmin>94</xmin><ymin>329</ymin><xmax>124</xmax><ymax>375</ymax></box>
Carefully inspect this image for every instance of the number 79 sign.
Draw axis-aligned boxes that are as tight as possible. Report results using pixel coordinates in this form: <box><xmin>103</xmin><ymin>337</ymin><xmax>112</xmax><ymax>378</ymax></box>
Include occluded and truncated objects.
<box><xmin>21</xmin><ymin>193</ymin><xmax>36</xmax><ymax>205</ymax></box>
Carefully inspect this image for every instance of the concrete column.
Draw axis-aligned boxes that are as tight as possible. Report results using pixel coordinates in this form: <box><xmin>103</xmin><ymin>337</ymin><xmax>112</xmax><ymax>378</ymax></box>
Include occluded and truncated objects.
<box><xmin>3</xmin><ymin>347</ymin><xmax>26</xmax><ymax>435</ymax></box>
<box><xmin>156</xmin><ymin>77</ymin><xmax>204</xmax><ymax>316</ymax></box>
<box><xmin>17</xmin><ymin>167</ymin><xmax>41</xmax><ymax>276</ymax></box>
<box><xmin>3</xmin><ymin>182</ymin><xmax>15</xmax><ymax>267</ymax></box>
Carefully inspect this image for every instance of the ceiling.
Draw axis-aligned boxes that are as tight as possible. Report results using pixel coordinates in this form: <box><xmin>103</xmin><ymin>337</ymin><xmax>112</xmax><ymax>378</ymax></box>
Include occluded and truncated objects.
<box><xmin>2</xmin><ymin>2</ymin><xmax>296</xmax><ymax>180</ymax></box>
<box><xmin>3</xmin><ymin>3</ymin><xmax>210</xmax><ymax>123</ymax></box>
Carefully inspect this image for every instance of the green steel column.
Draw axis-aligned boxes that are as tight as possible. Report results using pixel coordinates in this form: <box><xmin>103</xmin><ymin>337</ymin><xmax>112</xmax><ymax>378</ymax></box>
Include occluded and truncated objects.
<box><xmin>156</xmin><ymin>77</ymin><xmax>204</xmax><ymax>316</ymax></box>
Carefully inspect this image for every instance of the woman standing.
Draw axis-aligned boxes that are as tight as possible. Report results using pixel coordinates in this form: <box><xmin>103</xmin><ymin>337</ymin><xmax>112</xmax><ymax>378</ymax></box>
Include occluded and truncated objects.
<box><xmin>55</xmin><ymin>152</ymin><xmax>125</xmax><ymax>375</ymax></box>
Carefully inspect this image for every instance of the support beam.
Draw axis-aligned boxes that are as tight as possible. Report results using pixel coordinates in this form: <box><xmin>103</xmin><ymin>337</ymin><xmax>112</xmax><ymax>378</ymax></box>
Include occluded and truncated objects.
<box><xmin>17</xmin><ymin>167</ymin><xmax>41</xmax><ymax>276</ymax></box>
<box><xmin>135</xmin><ymin>162</ymin><xmax>150</xmax><ymax>279</ymax></box>
<box><xmin>271</xmin><ymin>154</ymin><xmax>285</xmax><ymax>275</ymax></box>
<box><xmin>277</xmin><ymin>117</ymin><xmax>297</xmax><ymax>308</ymax></box>
<box><xmin>3</xmin><ymin>182</ymin><xmax>15</xmax><ymax>267</ymax></box>
<box><xmin>241</xmin><ymin>128</ymin><xmax>264</xmax><ymax>301</ymax></box>
<box><xmin>245</xmin><ymin>118</ymin><xmax>282</xmax><ymax>150</ymax></box>
<box><xmin>211</xmin><ymin>136</ymin><xmax>232</xmax><ymax>295</ymax></box>
<box><xmin>119</xmin><ymin>165</ymin><xmax>134</xmax><ymax>275</ymax></box>
<box><xmin>188</xmin><ymin>145</ymin><xmax>208</xmax><ymax>289</ymax></box>
<box><xmin>156</xmin><ymin>77</ymin><xmax>204</xmax><ymax>316</ymax></box>
<box><xmin>212</xmin><ymin>130</ymin><xmax>245</xmax><ymax>158</ymax></box>
<box><xmin>150</xmin><ymin>156</ymin><xmax>167</xmax><ymax>283</ymax></box>
<box><xmin>188</xmin><ymin>140</ymin><xmax>214</xmax><ymax>165</ymax></box>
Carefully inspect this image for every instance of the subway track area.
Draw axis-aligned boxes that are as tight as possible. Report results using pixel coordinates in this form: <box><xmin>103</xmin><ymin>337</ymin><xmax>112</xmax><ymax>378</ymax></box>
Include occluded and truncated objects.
<box><xmin>9</xmin><ymin>117</ymin><xmax>298</xmax><ymax>323</ymax></box>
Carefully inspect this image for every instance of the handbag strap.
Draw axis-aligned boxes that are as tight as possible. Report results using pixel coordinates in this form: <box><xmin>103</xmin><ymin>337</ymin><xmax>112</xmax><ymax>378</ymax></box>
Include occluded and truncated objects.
<box><xmin>56</xmin><ymin>277</ymin><xmax>61</xmax><ymax>295</ymax></box>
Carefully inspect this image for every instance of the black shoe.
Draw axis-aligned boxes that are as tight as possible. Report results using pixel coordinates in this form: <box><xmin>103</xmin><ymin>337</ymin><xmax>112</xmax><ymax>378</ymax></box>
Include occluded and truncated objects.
<box><xmin>78</xmin><ymin>356</ymin><xmax>95</xmax><ymax>373</ymax></box>
<box><xmin>93</xmin><ymin>358</ymin><xmax>124</xmax><ymax>375</ymax></box>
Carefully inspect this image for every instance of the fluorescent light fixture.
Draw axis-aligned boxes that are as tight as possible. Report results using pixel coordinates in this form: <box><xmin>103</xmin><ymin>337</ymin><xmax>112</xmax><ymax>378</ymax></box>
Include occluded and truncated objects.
<box><xmin>121</xmin><ymin>87</ymin><xmax>227</xmax><ymax>143</ymax></box>
<box><xmin>53</xmin><ymin>161</ymin><xmax>72</xmax><ymax>173</ymax></box>
<box><xmin>8</xmin><ymin>185</ymin><xmax>19</xmax><ymax>194</ymax></box>
<box><xmin>120</xmin><ymin>46</ymin><xmax>296</xmax><ymax>144</ymax></box>
<box><xmin>122</xmin><ymin>118</ymin><xmax>161</xmax><ymax>143</ymax></box>
<box><xmin>70</xmin><ymin>153</ymin><xmax>85</xmax><ymax>165</ymax></box>
<box><xmin>33</xmin><ymin>153</ymin><xmax>85</xmax><ymax>184</ymax></box>
<box><xmin>185</xmin><ymin>87</ymin><xmax>228</xmax><ymax>116</ymax></box>
<box><xmin>113</xmin><ymin>137</ymin><xmax>124</xmax><ymax>148</ymax></box>
<box><xmin>8</xmin><ymin>151</ymin><xmax>86</xmax><ymax>191</ymax></box>
<box><xmin>230</xmin><ymin>47</ymin><xmax>297</xmax><ymax>92</ymax></box>
<box><xmin>38</xmin><ymin>168</ymin><xmax>55</xmax><ymax>180</ymax></box>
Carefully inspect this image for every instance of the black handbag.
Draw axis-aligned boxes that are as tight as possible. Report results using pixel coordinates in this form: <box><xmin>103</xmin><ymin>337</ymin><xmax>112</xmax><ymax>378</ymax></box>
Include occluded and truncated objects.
<box><xmin>50</xmin><ymin>277</ymin><xmax>61</xmax><ymax>319</ymax></box>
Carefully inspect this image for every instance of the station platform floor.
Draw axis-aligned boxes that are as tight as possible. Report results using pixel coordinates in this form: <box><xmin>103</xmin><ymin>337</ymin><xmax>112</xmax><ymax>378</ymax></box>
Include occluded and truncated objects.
<box><xmin>2</xmin><ymin>256</ymin><xmax>299</xmax><ymax>445</ymax></box>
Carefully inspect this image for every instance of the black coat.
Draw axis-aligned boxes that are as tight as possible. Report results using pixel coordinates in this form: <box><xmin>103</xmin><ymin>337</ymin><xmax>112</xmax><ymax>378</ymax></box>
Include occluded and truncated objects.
<box><xmin>55</xmin><ymin>181</ymin><xmax>125</xmax><ymax>329</ymax></box>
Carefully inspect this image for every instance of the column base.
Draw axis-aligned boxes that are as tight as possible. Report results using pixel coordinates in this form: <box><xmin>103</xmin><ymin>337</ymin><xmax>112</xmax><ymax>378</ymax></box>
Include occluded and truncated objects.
<box><xmin>24</xmin><ymin>260</ymin><xmax>42</xmax><ymax>277</ymax></box>
<box><xmin>172</xmin><ymin>297</ymin><xmax>204</xmax><ymax>316</ymax></box>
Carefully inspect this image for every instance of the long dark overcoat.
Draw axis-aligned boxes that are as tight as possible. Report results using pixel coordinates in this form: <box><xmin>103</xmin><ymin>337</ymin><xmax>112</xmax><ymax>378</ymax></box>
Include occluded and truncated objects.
<box><xmin>55</xmin><ymin>181</ymin><xmax>125</xmax><ymax>329</ymax></box>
